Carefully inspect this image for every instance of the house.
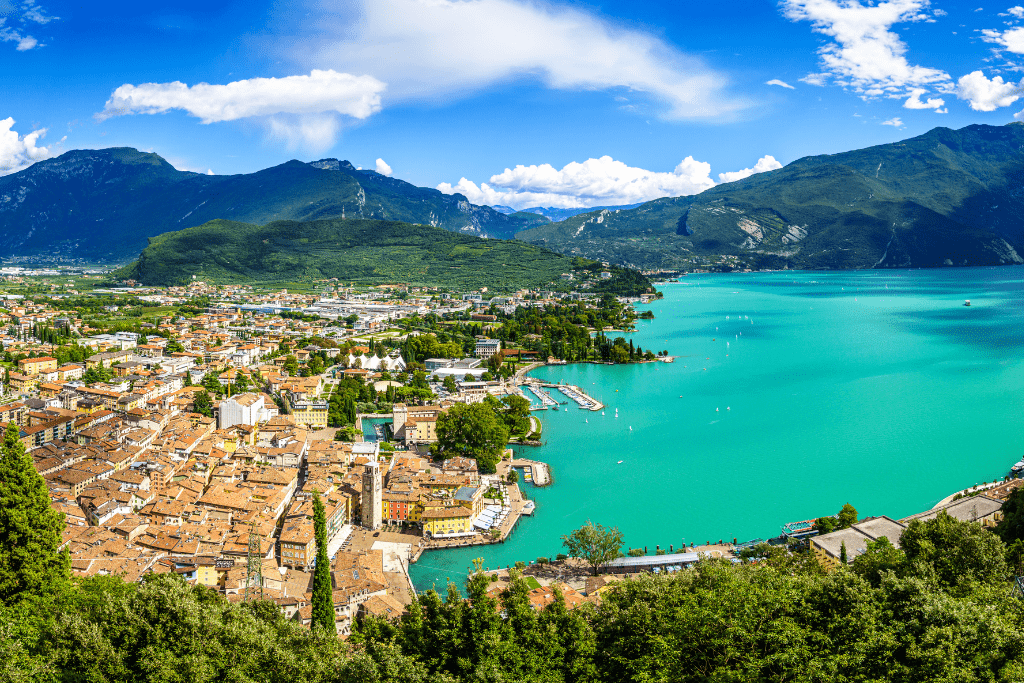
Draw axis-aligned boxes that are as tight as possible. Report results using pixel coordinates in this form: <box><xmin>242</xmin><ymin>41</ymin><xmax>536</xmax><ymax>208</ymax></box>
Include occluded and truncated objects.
<box><xmin>810</xmin><ymin>516</ymin><xmax>907</xmax><ymax>570</ymax></box>
<box><xmin>18</xmin><ymin>356</ymin><xmax>58</xmax><ymax>376</ymax></box>
<box><xmin>420</xmin><ymin>505</ymin><xmax>473</xmax><ymax>536</ymax></box>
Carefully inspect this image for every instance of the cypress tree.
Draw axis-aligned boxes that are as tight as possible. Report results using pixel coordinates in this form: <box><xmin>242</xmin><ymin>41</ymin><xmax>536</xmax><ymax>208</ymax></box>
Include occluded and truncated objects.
<box><xmin>311</xmin><ymin>492</ymin><xmax>334</xmax><ymax>634</ymax></box>
<box><xmin>839</xmin><ymin>541</ymin><xmax>848</xmax><ymax>565</ymax></box>
<box><xmin>0</xmin><ymin>422</ymin><xmax>69</xmax><ymax>604</ymax></box>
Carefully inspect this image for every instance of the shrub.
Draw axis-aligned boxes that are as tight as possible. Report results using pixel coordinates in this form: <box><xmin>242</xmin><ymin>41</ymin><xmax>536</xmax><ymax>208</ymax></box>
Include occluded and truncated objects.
<box><xmin>536</xmin><ymin>557</ymin><xmax>549</xmax><ymax>565</ymax></box>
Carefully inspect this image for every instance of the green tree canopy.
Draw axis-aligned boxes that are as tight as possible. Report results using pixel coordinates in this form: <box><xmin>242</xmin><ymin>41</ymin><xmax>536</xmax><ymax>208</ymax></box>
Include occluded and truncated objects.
<box><xmin>561</xmin><ymin>520</ymin><xmax>624</xmax><ymax>576</ymax></box>
<box><xmin>0</xmin><ymin>422</ymin><xmax>69</xmax><ymax>604</ymax></box>
<box><xmin>435</xmin><ymin>402</ymin><xmax>510</xmax><ymax>474</ymax></box>
<box><xmin>996</xmin><ymin>486</ymin><xmax>1024</xmax><ymax>544</ymax></box>
<box><xmin>193</xmin><ymin>390</ymin><xmax>213</xmax><ymax>418</ymax></box>
<box><xmin>900</xmin><ymin>511</ymin><xmax>1008</xmax><ymax>589</ymax></box>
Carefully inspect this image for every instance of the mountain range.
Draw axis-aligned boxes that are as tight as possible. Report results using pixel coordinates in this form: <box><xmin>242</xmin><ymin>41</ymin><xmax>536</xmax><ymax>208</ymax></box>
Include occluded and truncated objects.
<box><xmin>0</xmin><ymin>148</ymin><xmax>541</xmax><ymax>260</ymax></box>
<box><xmin>516</xmin><ymin>124</ymin><xmax>1024</xmax><ymax>271</ymax></box>
<box><xmin>492</xmin><ymin>204</ymin><xmax>643</xmax><ymax>221</ymax></box>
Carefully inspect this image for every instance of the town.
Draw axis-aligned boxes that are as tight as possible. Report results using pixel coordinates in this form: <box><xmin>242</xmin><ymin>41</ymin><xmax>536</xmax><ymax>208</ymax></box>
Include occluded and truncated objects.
<box><xmin>0</xmin><ymin>272</ymin><xmax>659</xmax><ymax>635</ymax></box>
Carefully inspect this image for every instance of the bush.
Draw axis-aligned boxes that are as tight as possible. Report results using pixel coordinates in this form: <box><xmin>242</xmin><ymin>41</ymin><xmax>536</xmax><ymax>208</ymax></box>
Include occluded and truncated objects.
<box><xmin>556</xmin><ymin>553</ymin><xmax>568</xmax><ymax>561</ymax></box>
<box><xmin>628</xmin><ymin>548</ymin><xmax>645</xmax><ymax>557</ymax></box>
<box><xmin>536</xmin><ymin>557</ymin><xmax>549</xmax><ymax>565</ymax></box>
<box><xmin>514</xmin><ymin>561</ymin><xmax>526</xmax><ymax>570</ymax></box>
<box><xmin>656</xmin><ymin>549</ymin><xmax>667</xmax><ymax>556</ymax></box>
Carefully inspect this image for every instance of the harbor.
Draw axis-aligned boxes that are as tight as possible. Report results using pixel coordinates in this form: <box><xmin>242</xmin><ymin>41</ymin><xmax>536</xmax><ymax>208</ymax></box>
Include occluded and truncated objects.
<box><xmin>522</xmin><ymin>379</ymin><xmax>605</xmax><ymax>412</ymax></box>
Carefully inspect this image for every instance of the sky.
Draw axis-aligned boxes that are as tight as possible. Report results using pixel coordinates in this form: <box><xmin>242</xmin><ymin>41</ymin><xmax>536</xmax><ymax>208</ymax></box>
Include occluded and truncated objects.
<box><xmin>5</xmin><ymin>0</ymin><xmax>1024</xmax><ymax>209</ymax></box>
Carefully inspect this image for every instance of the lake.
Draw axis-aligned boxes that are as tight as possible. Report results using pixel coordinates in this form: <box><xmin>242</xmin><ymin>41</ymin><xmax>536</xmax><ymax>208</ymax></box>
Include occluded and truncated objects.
<box><xmin>409</xmin><ymin>267</ymin><xmax>1024</xmax><ymax>591</ymax></box>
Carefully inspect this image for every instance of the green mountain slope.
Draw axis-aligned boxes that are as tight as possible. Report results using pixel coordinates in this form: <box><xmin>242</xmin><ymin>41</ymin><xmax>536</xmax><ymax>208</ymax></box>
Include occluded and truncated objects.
<box><xmin>0</xmin><ymin>149</ymin><xmax>522</xmax><ymax>259</ymax></box>
<box><xmin>118</xmin><ymin>218</ymin><xmax>575</xmax><ymax>290</ymax></box>
<box><xmin>517</xmin><ymin>124</ymin><xmax>1024</xmax><ymax>270</ymax></box>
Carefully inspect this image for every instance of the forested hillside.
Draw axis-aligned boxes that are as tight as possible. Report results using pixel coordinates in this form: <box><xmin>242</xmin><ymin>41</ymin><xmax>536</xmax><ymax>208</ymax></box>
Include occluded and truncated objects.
<box><xmin>518</xmin><ymin>124</ymin><xmax>1024</xmax><ymax>271</ymax></box>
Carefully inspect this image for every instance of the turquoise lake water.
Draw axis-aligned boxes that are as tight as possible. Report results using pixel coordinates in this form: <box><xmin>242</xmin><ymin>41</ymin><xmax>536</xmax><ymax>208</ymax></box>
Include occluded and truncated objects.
<box><xmin>409</xmin><ymin>268</ymin><xmax>1024</xmax><ymax>591</ymax></box>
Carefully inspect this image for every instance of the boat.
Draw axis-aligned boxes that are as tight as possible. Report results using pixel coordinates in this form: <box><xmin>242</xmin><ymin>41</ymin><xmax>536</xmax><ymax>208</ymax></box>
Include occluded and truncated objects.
<box><xmin>521</xmin><ymin>501</ymin><xmax>536</xmax><ymax>515</ymax></box>
<box><xmin>1012</xmin><ymin>461</ymin><xmax>1024</xmax><ymax>476</ymax></box>
<box><xmin>617</xmin><ymin>460</ymin><xmax>623</xmax><ymax>464</ymax></box>
<box><xmin>964</xmin><ymin>300</ymin><xmax>971</xmax><ymax>307</ymax></box>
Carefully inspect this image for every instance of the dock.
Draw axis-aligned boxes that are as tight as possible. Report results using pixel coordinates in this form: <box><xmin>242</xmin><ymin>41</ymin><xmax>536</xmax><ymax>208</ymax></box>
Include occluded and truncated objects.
<box><xmin>525</xmin><ymin>385</ymin><xmax>560</xmax><ymax>408</ymax></box>
<box><xmin>511</xmin><ymin>458</ymin><xmax>551</xmax><ymax>485</ymax></box>
<box><xmin>536</xmin><ymin>382</ymin><xmax>604</xmax><ymax>411</ymax></box>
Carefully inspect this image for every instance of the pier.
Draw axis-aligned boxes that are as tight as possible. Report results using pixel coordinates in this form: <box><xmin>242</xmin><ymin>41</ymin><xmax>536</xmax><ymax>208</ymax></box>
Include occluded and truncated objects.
<box><xmin>535</xmin><ymin>382</ymin><xmax>604</xmax><ymax>411</ymax></box>
<box><xmin>525</xmin><ymin>384</ymin><xmax>560</xmax><ymax>408</ymax></box>
<box><xmin>511</xmin><ymin>458</ymin><xmax>551</xmax><ymax>486</ymax></box>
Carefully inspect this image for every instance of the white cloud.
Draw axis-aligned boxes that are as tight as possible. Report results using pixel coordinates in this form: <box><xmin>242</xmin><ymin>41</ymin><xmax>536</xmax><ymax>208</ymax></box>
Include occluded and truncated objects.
<box><xmin>290</xmin><ymin>0</ymin><xmax>749</xmax><ymax>120</ymax></box>
<box><xmin>882</xmin><ymin>116</ymin><xmax>905</xmax><ymax>126</ymax></box>
<box><xmin>97</xmin><ymin>70</ymin><xmax>386</xmax><ymax>150</ymax></box>
<box><xmin>904</xmin><ymin>87</ymin><xmax>946</xmax><ymax>110</ymax></box>
<box><xmin>0</xmin><ymin>1</ymin><xmax>56</xmax><ymax>51</ymax></box>
<box><xmin>781</xmin><ymin>0</ymin><xmax>951</xmax><ymax>97</ymax></box>
<box><xmin>717</xmin><ymin>155</ymin><xmax>783</xmax><ymax>183</ymax></box>
<box><xmin>766</xmin><ymin>79</ymin><xmax>796</xmax><ymax>89</ymax></box>
<box><xmin>375</xmin><ymin>158</ymin><xmax>392</xmax><ymax>176</ymax></box>
<box><xmin>438</xmin><ymin>154</ymin><xmax>782</xmax><ymax>210</ymax></box>
<box><xmin>956</xmin><ymin>70</ymin><xmax>1023</xmax><ymax>110</ymax></box>
<box><xmin>0</xmin><ymin>117</ymin><xmax>63</xmax><ymax>174</ymax></box>
<box><xmin>981</xmin><ymin>26</ymin><xmax>1024</xmax><ymax>52</ymax></box>
<box><xmin>1003</xmin><ymin>5</ymin><xmax>1024</xmax><ymax>17</ymax></box>
<box><xmin>800</xmin><ymin>72</ymin><xmax>830</xmax><ymax>86</ymax></box>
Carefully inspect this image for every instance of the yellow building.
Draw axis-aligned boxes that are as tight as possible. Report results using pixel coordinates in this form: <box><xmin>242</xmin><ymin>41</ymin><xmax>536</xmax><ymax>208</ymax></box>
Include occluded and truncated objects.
<box><xmin>290</xmin><ymin>400</ymin><xmax>328</xmax><ymax>429</ymax></box>
<box><xmin>8</xmin><ymin>372</ymin><xmax>37</xmax><ymax>393</ymax></box>
<box><xmin>420</xmin><ymin>505</ymin><xmax>473</xmax><ymax>536</ymax></box>
<box><xmin>18</xmin><ymin>356</ymin><xmax>58</xmax><ymax>376</ymax></box>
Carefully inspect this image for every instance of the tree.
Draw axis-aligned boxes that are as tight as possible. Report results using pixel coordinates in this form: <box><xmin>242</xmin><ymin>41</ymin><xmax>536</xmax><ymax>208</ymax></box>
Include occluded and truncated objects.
<box><xmin>561</xmin><ymin>520</ymin><xmax>623</xmax><ymax>576</ymax></box>
<box><xmin>233</xmin><ymin>371</ymin><xmax>250</xmax><ymax>394</ymax></box>
<box><xmin>839</xmin><ymin>541</ymin><xmax>848</xmax><ymax>565</ymax></box>
<box><xmin>815</xmin><ymin>516</ymin><xmax>838</xmax><ymax>535</ymax></box>
<box><xmin>837</xmin><ymin>503</ymin><xmax>858</xmax><ymax>529</ymax></box>
<box><xmin>900</xmin><ymin>512</ymin><xmax>1007</xmax><ymax>588</ymax></box>
<box><xmin>442</xmin><ymin>376</ymin><xmax>456</xmax><ymax>394</ymax></box>
<box><xmin>996</xmin><ymin>486</ymin><xmax>1024</xmax><ymax>544</ymax></box>
<box><xmin>201</xmin><ymin>371</ymin><xmax>222</xmax><ymax>396</ymax></box>
<box><xmin>0</xmin><ymin>422</ymin><xmax>69</xmax><ymax>604</ymax></box>
<box><xmin>283</xmin><ymin>355</ymin><xmax>299</xmax><ymax>376</ymax></box>
<box><xmin>435</xmin><ymin>402</ymin><xmax>510</xmax><ymax>474</ymax></box>
<box><xmin>507</xmin><ymin>469</ymin><xmax>519</xmax><ymax>484</ymax></box>
<box><xmin>311</xmin><ymin>493</ymin><xmax>334</xmax><ymax>634</ymax></box>
<box><xmin>193</xmin><ymin>390</ymin><xmax>213</xmax><ymax>418</ymax></box>
<box><xmin>851</xmin><ymin>536</ymin><xmax>906</xmax><ymax>587</ymax></box>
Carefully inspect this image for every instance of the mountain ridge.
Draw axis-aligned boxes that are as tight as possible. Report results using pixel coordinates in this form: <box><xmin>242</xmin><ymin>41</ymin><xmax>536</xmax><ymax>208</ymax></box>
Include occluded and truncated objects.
<box><xmin>0</xmin><ymin>148</ymin><xmax>529</xmax><ymax>259</ymax></box>
<box><xmin>516</xmin><ymin>124</ymin><xmax>1024</xmax><ymax>271</ymax></box>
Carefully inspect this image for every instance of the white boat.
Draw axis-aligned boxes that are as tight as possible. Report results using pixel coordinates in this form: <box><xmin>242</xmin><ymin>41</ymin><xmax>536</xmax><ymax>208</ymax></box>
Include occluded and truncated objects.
<box><xmin>964</xmin><ymin>300</ymin><xmax>971</xmax><ymax>307</ymax></box>
<box><xmin>617</xmin><ymin>460</ymin><xmax>623</xmax><ymax>464</ymax></box>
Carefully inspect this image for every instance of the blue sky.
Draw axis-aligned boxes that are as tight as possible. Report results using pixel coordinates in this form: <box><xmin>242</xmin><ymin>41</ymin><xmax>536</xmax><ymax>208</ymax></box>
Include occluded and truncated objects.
<box><xmin>4</xmin><ymin>0</ymin><xmax>1024</xmax><ymax>209</ymax></box>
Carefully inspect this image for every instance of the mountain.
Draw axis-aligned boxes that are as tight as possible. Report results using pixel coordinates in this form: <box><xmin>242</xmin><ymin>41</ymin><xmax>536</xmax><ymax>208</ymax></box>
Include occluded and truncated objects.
<box><xmin>492</xmin><ymin>204</ymin><xmax>642</xmax><ymax>221</ymax></box>
<box><xmin>0</xmin><ymin>148</ymin><xmax>525</xmax><ymax>260</ymax></box>
<box><xmin>117</xmin><ymin>217</ymin><xmax>576</xmax><ymax>291</ymax></box>
<box><xmin>517</xmin><ymin>124</ymin><xmax>1024</xmax><ymax>271</ymax></box>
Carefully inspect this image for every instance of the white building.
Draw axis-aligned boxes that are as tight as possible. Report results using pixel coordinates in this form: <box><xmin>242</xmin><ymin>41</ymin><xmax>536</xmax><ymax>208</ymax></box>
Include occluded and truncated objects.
<box><xmin>474</xmin><ymin>339</ymin><xmax>501</xmax><ymax>359</ymax></box>
<box><xmin>218</xmin><ymin>393</ymin><xmax>275</xmax><ymax>429</ymax></box>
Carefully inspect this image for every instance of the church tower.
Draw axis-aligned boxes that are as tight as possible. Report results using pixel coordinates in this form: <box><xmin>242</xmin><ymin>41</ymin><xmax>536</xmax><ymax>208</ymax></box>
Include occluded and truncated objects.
<box><xmin>361</xmin><ymin>459</ymin><xmax>382</xmax><ymax>530</ymax></box>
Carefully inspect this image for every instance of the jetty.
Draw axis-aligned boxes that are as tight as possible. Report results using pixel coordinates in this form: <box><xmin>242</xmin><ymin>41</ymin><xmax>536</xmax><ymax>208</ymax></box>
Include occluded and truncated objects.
<box><xmin>535</xmin><ymin>382</ymin><xmax>604</xmax><ymax>411</ymax></box>
<box><xmin>511</xmin><ymin>458</ymin><xmax>551</xmax><ymax>485</ymax></box>
<box><xmin>525</xmin><ymin>385</ymin><xmax>560</xmax><ymax>408</ymax></box>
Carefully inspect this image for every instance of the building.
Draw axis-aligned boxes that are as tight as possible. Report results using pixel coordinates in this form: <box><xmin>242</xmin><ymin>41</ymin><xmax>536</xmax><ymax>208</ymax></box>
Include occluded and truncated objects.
<box><xmin>474</xmin><ymin>339</ymin><xmax>501</xmax><ymax>359</ymax></box>
<box><xmin>810</xmin><ymin>516</ymin><xmax>907</xmax><ymax>570</ymax></box>
<box><xmin>279</xmin><ymin>521</ymin><xmax>315</xmax><ymax>570</ymax></box>
<box><xmin>18</xmin><ymin>356</ymin><xmax>58</xmax><ymax>376</ymax></box>
<box><xmin>361</xmin><ymin>460</ymin><xmax>382</xmax><ymax>530</ymax></box>
<box><xmin>421</xmin><ymin>505</ymin><xmax>473</xmax><ymax>536</ymax></box>
<box><xmin>290</xmin><ymin>400</ymin><xmax>328</xmax><ymax>429</ymax></box>
<box><xmin>900</xmin><ymin>494</ymin><xmax>1004</xmax><ymax>528</ymax></box>
<box><xmin>218</xmin><ymin>393</ymin><xmax>274</xmax><ymax>429</ymax></box>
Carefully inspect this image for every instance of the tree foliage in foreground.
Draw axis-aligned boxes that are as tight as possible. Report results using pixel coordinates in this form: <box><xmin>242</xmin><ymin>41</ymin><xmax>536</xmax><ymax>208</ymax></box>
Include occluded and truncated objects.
<box><xmin>561</xmin><ymin>521</ymin><xmax>624</xmax><ymax>576</ymax></box>
<box><xmin>7</xmin><ymin>511</ymin><xmax>1024</xmax><ymax>681</ymax></box>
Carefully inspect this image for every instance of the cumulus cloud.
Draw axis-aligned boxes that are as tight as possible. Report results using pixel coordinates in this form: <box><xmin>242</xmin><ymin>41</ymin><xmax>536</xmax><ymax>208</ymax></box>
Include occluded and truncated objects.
<box><xmin>717</xmin><ymin>155</ymin><xmax>783</xmax><ymax>183</ymax></box>
<box><xmin>375</xmin><ymin>158</ymin><xmax>392</xmax><ymax>176</ymax></box>
<box><xmin>289</xmin><ymin>0</ymin><xmax>749</xmax><ymax>120</ymax></box>
<box><xmin>766</xmin><ymin>79</ymin><xmax>796</xmax><ymax>89</ymax></box>
<box><xmin>97</xmin><ymin>69</ymin><xmax>386</xmax><ymax>150</ymax></box>
<box><xmin>1002</xmin><ymin>5</ymin><xmax>1024</xmax><ymax>17</ymax></box>
<box><xmin>0</xmin><ymin>117</ymin><xmax>63</xmax><ymax>174</ymax></box>
<box><xmin>956</xmin><ymin>70</ymin><xmax>1023</xmax><ymax>110</ymax></box>
<box><xmin>981</xmin><ymin>26</ymin><xmax>1024</xmax><ymax>52</ymax></box>
<box><xmin>781</xmin><ymin>0</ymin><xmax>951</xmax><ymax>97</ymax></box>
<box><xmin>904</xmin><ymin>87</ymin><xmax>946</xmax><ymax>110</ymax></box>
<box><xmin>0</xmin><ymin>1</ymin><xmax>56</xmax><ymax>51</ymax></box>
<box><xmin>438</xmin><ymin>154</ymin><xmax>781</xmax><ymax>210</ymax></box>
<box><xmin>882</xmin><ymin>116</ymin><xmax>904</xmax><ymax>127</ymax></box>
